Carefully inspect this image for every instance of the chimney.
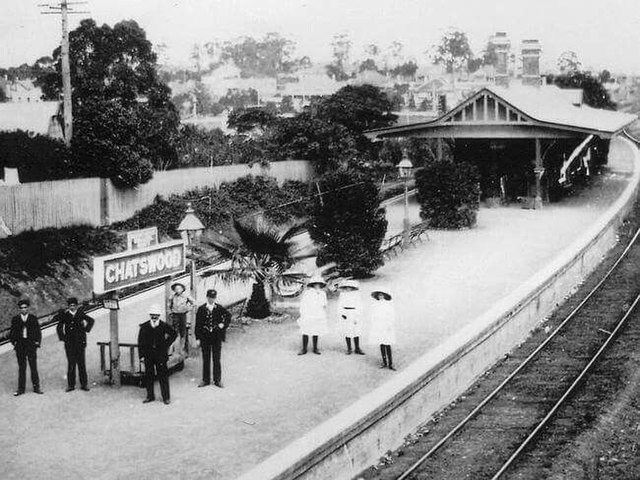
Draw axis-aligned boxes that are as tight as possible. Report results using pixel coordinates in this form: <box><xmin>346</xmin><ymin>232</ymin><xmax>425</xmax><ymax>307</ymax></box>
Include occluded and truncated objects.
<box><xmin>491</xmin><ymin>32</ymin><xmax>511</xmax><ymax>87</ymax></box>
<box><xmin>521</xmin><ymin>39</ymin><xmax>542</xmax><ymax>87</ymax></box>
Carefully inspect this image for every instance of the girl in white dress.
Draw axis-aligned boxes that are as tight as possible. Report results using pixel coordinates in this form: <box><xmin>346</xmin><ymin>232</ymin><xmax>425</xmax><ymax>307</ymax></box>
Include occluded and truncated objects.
<box><xmin>297</xmin><ymin>275</ymin><xmax>328</xmax><ymax>355</ymax></box>
<box><xmin>368</xmin><ymin>288</ymin><xmax>397</xmax><ymax>370</ymax></box>
<box><xmin>337</xmin><ymin>279</ymin><xmax>364</xmax><ymax>355</ymax></box>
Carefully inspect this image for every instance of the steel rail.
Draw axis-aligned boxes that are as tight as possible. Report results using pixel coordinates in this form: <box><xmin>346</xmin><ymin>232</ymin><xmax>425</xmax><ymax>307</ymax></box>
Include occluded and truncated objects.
<box><xmin>396</xmin><ymin>224</ymin><xmax>640</xmax><ymax>480</ymax></box>
<box><xmin>490</xmin><ymin>288</ymin><xmax>640</xmax><ymax>479</ymax></box>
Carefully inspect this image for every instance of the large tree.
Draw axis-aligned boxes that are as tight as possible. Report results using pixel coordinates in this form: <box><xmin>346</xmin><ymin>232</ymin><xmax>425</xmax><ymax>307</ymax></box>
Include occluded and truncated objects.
<box><xmin>326</xmin><ymin>33</ymin><xmax>352</xmax><ymax>81</ymax></box>
<box><xmin>432</xmin><ymin>29</ymin><xmax>474</xmax><ymax>74</ymax></box>
<box><xmin>221</xmin><ymin>33</ymin><xmax>309</xmax><ymax>78</ymax></box>
<box><xmin>38</xmin><ymin>19</ymin><xmax>180</xmax><ymax>187</ymax></box>
<box><xmin>264</xmin><ymin>84</ymin><xmax>397</xmax><ymax>174</ymax></box>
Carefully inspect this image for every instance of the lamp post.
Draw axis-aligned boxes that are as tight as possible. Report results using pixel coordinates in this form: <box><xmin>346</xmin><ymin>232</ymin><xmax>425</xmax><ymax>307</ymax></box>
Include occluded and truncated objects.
<box><xmin>397</xmin><ymin>155</ymin><xmax>414</xmax><ymax>246</ymax></box>
<box><xmin>177</xmin><ymin>203</ymin><xmax>205</xmax><ymax>355</ymax></box>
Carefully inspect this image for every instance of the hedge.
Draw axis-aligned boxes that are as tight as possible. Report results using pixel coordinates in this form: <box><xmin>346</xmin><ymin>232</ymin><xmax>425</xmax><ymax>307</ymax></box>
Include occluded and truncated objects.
<box><xmin>415</xmin><ymin>161</ymin><xmax>481</xmax><ymax>229</ymax></box>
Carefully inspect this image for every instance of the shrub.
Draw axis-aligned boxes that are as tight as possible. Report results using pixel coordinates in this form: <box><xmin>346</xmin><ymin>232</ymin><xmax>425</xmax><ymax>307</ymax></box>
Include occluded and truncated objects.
<box><xmin>0</xmin><ymin>226</ymin><xmax>121</xmax><ymax>292</ymax></box>
<box><xmin>0</xmin><ymin>130</ymin><xmax>73</xmax><ymax>182</ymax></box>
<box><xmin>308</xmin><ymin>169</ymin><xmax>387</xmax><ymax>278</ymax></box>
<box><xmin>415</xmin><ymin>161</ymin><xmax>481</xmax><ymax>229</ymax></box>
<box><xmin>113</xmin><ymin>175</ymin><xmax>312</xmax><ymax>237</ymax></box>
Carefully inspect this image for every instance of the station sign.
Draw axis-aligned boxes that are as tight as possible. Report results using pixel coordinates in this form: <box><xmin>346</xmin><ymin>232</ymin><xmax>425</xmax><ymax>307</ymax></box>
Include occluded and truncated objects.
<box><xmin>93</xmin><ymin>239</ymin><xmax>186</xmax><ymax>294</ymax></box>
<box><xmin>126</xmin><ymin>227</ymin><xmax>158</xmax><ymax>251</ymax></box>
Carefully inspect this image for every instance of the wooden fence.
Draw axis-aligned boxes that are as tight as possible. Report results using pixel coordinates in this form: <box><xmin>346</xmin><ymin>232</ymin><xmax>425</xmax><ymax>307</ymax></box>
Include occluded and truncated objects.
<box><xmin>0</xmin><ymin>160</ymin><xmax>312</xmax><ymax>235</ymax></box>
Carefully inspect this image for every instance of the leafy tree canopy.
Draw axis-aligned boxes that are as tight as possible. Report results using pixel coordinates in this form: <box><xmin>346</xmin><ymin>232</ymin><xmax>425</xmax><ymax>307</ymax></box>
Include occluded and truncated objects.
<box><xmin>432</xmin><ymin>29</ymin><xmax>474</xmax><ymax>74</ymax></box>
<box><xmin>221</xmin><ymin>33</ymin><xmax>310</xmax><ymax>78</ymax></box>
<box><xmin>37</xmin><ymin>19</ymin><xmax>180</xmax><ymax>187</ymax></box>
<box><xmin>548</xmin><ymin>71</ymin><xmax>616</xmax><ymax>110</ymax></box>
<box><xmin>227</xmin><ymin>107</ymin><xmax>278</xmax><ymax>133</ymax></box>
<box><xmin>309</xmin><ymin>168</ymin><xmax>387</xmax><ymax>278</ymax></box>
<box><xmin>311</xmin><ymin>84</ymin><xmax>397</xmax><ymax>134</ymax></box>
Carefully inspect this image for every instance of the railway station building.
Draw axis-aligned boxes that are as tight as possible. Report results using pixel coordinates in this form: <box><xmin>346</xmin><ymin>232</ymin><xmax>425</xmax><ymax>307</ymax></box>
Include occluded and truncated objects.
<box><xmin>367</xmin><ymin>39</ymin><xmax>637</xmax><ymax>208</ymax></box>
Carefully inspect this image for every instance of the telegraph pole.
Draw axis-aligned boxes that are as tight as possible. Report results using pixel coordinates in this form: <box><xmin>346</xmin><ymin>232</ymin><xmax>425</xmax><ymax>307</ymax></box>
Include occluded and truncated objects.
<box><xmin>40</xmin><ymin>1</ymin><xmax>89</xmax><ymax>147</ymax></box>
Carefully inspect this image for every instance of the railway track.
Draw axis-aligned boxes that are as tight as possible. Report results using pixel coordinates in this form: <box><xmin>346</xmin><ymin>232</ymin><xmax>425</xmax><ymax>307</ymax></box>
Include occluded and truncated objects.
<box><xmin>359</xmin><ymin>134</ymin><xmax>640</xmax><ymax>480</ymax></box>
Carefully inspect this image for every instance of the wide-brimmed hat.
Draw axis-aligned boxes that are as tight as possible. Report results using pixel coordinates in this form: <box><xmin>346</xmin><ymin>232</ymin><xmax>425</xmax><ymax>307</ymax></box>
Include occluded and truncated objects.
<box><xmin>148</xmin><ymin>304</ymin><xmax>162</xmax><ymax>316</ymax></box>
<box><xmin>306</xmin><ymin>275</ymin><xmax>326</xmax><ymax>287</ymax></box>
<box><xmin>206</xmin><ymin>289</ymin><xmax>217</xmax><ymax>298</ymax></box>
<box><xmin>371</xmin><ymin>288</ymin><xmax>392</xmax><ymax>301</ymax></box>
<box><xmin>67</xmin><ymin>297</ymin><xmax>79</xmax><ymax>306</ymax></box>
<box><xmin>17</xmin><ymin>299</ymin><xmax>30</xmax><ymax>307</ymax></box>
<box><xmin>339</xmin><ymin>279</ymin><xmax>359</xmax><ymax>290</ymax></box>
<box><xmin>171</xmin><ymin>282</ymin><xmax>186</xmax><ymax>293</ymax></box>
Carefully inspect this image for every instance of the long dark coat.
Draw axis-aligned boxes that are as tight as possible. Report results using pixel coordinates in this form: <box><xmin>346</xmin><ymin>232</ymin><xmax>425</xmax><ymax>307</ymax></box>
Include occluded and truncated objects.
<box><xmin>137</xmin><ymin>321</ymin><xmax>177</xmax><ymax>362</ymax></box>
<box><xmin>195</xmin><ymin>303</ymin><xmax>231</xmax><ymax>343</ymax></box>
<box><xmin>55</xmin><ymin>309</ymin><xmax>95</xmax><ymax>348</ymax></box>
<box><xmin>9</xmin><ymin>314</ymin><xmax>41</xmax><ymax>348</ymax></box>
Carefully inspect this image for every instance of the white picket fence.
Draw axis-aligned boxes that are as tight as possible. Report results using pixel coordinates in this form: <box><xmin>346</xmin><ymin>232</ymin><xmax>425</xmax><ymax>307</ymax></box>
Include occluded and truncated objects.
<box><xmin>0</xmin><ymin>161</ymin><xmax>313</xmax><ymax>234</ymax></box>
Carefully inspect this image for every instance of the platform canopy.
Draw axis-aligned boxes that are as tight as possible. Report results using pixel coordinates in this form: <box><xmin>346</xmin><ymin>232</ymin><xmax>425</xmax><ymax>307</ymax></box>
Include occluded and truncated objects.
<box><xmin>366</xmin><ymin>85</ymin><xmax>638</xmax><ymax>141</ymax></box>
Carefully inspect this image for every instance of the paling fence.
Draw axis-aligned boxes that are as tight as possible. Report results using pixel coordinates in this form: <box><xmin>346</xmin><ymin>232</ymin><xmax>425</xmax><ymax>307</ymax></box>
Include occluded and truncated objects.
<box><xmin>0</xmin><ymin>160</ymin><xmax>313</xmax><ymax>234</ymax></box>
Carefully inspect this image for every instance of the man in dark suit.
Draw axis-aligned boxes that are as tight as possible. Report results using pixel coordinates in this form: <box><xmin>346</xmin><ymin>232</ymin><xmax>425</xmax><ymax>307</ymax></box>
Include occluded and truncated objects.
<box><xmin>9</xmin><ymin>299</ymin><xmax>43</xmax><ymax>396</ymax></box>
<box><xmin>55</xmin><ymin>297</ymin><xmax>95</xmax><ymax>392</ymax></box>
<box><xmin>195</xmin><ymin>289</ymin><xmax>231</xmax><ymax>388</ymax></box>
<box><xmin>137</xmin><ymin>304</ymin><xmax>177</xmax><ymax>405</ymax></box>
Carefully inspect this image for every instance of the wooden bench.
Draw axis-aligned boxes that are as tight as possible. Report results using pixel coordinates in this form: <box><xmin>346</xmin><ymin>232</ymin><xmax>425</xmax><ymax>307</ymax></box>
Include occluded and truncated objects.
<box><xmin>97</xmin><ymin>341</ymin><xmax>184</xmax><ymax>387</ymax></box>
<box><xmin>408</xmin><ymin>220</ymin><xmax>430</xmax><ymax>245</ymax></box>
<box><xmin>380</xmin><ymin>233</ymin><xmax>403</xmax><ymax>258</ymax></box>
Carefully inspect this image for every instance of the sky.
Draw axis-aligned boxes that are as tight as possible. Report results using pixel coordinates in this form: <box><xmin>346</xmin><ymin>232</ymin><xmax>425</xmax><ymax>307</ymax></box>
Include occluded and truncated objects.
<box><xmin>2</xmin><ymin>0</ymin><xmax>640</xmax><ymax>74</ymax></box>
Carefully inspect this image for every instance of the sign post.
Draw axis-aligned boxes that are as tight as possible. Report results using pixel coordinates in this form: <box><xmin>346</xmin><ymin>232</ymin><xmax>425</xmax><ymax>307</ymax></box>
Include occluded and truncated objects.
<box><xmin>93</xmin><ymin>239</ymin><xmax>186</xmax><ymax>387</ymax></box>
<box><xmin>108</xmin><ymin>290</ymin><xmax>121</xmax><ymax>386</ymax></box>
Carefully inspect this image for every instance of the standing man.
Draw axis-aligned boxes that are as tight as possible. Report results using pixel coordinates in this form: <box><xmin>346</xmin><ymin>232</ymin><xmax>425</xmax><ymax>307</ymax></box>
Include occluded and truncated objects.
<box><xmin>137</xmin><ymin>304</ymin><xmax>177</xmax><ymax>405</ymax></box>
<box><xmin>168</xmin><ymin>282</ymin><xmax>195</xmax><ymax>352</ymax></box>
<box><xmin>9</xmin><ymin>299</ymin><xmax>43</xmax><ymax>396</ymax></box>
<box><xmin>55</xmin><ymin>297</ymin><xmax>95</xmax><ymax>392</ymax></box>
<box><xmin>195</xmin><ymin>289</ymin><xmax>231</xmax><ymax>388</ymax></box>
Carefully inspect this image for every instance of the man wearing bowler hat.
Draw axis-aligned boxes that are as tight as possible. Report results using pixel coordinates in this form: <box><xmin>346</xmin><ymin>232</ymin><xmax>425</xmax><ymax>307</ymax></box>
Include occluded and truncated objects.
<box><xmin>195</xmin><ymin>289</ymin><xmax>231</xmax><ymax>388</ymax></box>
<box><xmin>55</xmin><ymin>297</ymin><xmax>95</xmax><ymax>392</ymax></box>
<box><xmin>9</xmin><ymin>299</ymin><xmax>43</xmax><ymax>396</ymax></box>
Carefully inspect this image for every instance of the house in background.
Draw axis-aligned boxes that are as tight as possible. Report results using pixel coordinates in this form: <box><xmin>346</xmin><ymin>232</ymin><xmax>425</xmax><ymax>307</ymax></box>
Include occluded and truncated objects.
<box><xmin>3</xmin><ymin>79</ymin><xmax>44</xmax><ymax>102</ymax></box>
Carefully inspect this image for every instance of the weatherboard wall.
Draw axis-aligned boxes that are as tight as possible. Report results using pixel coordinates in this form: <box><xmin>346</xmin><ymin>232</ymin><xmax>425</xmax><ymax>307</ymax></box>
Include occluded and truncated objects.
<box><xmin>0</xmin><ymin>160</ymin><xmax>312</xmax><ymax>235</ymax></box>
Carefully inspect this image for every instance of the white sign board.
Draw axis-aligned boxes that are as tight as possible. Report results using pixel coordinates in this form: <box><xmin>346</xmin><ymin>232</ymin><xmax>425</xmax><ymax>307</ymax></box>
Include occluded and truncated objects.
<box><xmin>93</xmin><ymin>239</ymin><xmax>186</xmax><ymax>294</ymax></box>
<box><xmin>126</xmin><ymin>227</ymin><xmax>158</xmax><ymax>250</ymax></box>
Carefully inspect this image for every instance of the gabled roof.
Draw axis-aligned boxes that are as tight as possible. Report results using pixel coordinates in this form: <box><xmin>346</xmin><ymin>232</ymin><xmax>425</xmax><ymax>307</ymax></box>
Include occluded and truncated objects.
<box><xmin>367</xmin><ymin>85</ymin><xmax>637</xmax><ymax>140</ymax></box>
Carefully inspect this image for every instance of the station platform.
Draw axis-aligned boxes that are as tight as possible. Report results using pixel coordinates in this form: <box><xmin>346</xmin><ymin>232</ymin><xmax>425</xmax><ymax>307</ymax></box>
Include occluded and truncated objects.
<box><xmin>0</xmin><ymin>137</ymin><xmax>635</xmax><ymax>480</ymax></box>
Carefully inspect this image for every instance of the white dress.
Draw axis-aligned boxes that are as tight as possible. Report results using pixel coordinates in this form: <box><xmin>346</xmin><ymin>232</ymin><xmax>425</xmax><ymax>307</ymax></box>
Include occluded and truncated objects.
<box><xmin>337</xmin><ymin>290</ymin><xmax>363</xmax><ymax>337</ymax></box>
<box><xmin>297</xmin><ymin>288</ymin><xmax>328</xmax><ymax>336</ymax></box>
<box><xmin>367</xmin><ymin>300</ymin><xmax>397</xmax><ymax>345</ymax></box>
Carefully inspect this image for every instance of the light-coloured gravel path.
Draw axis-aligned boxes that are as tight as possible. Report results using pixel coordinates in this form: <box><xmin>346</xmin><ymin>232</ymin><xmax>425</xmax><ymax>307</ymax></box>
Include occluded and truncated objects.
<box><xmin>0</xmin><ymin>138</ymin><xmax>634</xmax><ymax>480</ymax></box>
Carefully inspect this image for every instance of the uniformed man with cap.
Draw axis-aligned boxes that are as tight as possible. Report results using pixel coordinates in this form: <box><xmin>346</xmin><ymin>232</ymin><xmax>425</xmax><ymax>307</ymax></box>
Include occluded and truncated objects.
<box><xmin>195</xmin><ymin>289</ymin><xmax>231</xmax><ymax>388</ymax></box>
<box><xmin>55</xmin><ymin>297</ymin><xmax>95</xmax><ymax>392</ymax></box>
<box><xmin>9</xmin><ymin>299</ymin><xmax>43</xmax><ymax>396</ymax></box>
<box><xmin>137</xmin><ymin>304</ymin><xmax>177</xmax><ymax>404</ymax></box>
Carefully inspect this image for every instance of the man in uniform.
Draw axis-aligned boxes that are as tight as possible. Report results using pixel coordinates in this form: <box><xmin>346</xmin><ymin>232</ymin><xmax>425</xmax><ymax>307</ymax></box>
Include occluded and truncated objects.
<box><xmin>55</xmin><ymin>297</ymin><xmax>95</xmax><ymax>392</ymax></box>
<box><xmin>195</xmin><ymin>289</ymin><xmax>231</xmax><ymax>388</ymax></box>
<box><xmin>9</xmin><ymin>299</ymin><xmax>43</xmax><ymax>396</ymax></box>
<box><xmin>137</xmin><ymin>304</ymin><xmax>177</xmax><ymax>405</ymax></box>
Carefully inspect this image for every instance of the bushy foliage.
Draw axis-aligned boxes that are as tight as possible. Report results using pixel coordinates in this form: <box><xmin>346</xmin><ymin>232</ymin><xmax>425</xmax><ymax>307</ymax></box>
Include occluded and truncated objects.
<box><xmin>308</xmin><ymin>169</ymin><xmax>387</xmax><ymax>278</ymax></box>
<box><xmin>113</xmin><ymin>175</ymin><xmax>311</xmax><ymax>237</ymax></box>
<box><xmin>0</xmin><ymin>130</ymin><xmax>74</xmax><ymax>182</ymax></box>
<box><xmin>0</xmin><ymin>226</ymin><xmax>121</xmax><ymax>292</ymax></box>
<box><xmin>39</xmin><ymin>19</ymin><xmax>180</xmax><ymax>188</ymax></box>
<box><xmin>548</xmin><ymin>71</ymin><xmax>616</xmax><ymax>110</ymax></box>
<box><xmin>415</xmin><ymin>161</ymin><xmax>481</xmax><ymax>229</ymax></box>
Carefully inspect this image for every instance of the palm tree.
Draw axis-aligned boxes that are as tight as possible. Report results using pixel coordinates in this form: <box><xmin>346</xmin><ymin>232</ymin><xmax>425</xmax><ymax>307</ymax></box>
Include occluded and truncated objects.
<box><xmin>198</xmin><ymin>219</ymin><xmax>310</xmax><ymax>318</ymax></box>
